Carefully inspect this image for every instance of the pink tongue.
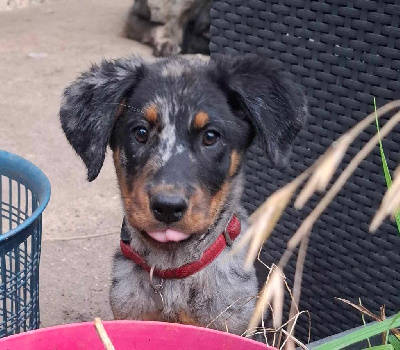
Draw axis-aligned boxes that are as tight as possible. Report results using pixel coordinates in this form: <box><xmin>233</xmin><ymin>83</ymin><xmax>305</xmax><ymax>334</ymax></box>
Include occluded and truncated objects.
<box><xmin>147</xmin><ymin>229</ymin><xmax>191</xmax><ymax>243</ymax></box>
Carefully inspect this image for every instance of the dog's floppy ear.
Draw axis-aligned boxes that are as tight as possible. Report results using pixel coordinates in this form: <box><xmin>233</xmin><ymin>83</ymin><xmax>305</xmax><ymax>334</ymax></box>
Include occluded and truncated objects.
<box><xmin>60</xmin><ymin>58</ymin><xmax>145</xmax><ymax>181</ymax></box>
<box><xmin>212</xmin><ymin>54</ymin><xmax>308</xmax><ymax>165</ymax></box>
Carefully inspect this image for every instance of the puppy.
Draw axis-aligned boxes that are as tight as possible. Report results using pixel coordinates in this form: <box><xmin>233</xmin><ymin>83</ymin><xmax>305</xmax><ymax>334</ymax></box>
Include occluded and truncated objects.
<box><xmin>59</xmin><ymin>55</ymin><xmax>307</xmax><ymax>335</ymax></box>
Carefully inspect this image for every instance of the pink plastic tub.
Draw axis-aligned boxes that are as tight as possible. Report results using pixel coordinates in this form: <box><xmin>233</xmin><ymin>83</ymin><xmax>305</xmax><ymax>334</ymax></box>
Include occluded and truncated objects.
<box><xmin>0</xmin><ymin>321</ymin><xmax>277</xmax><ymax>350</ymax></box>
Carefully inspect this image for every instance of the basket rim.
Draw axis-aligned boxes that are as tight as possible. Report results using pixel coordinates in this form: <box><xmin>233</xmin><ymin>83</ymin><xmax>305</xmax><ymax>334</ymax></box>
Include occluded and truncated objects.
<box><xmin>0</xmin><ymin>150</ymin><xmax>51</xmax><ymax>242</ymax></box>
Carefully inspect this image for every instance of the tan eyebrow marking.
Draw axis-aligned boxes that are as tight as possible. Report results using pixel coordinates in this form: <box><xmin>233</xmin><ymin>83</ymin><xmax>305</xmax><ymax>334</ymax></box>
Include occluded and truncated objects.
<box><xmin>143</xmin><ymin>104</ymin><xmax>158</xmax><ymax>124</ymax></box>
<box><xmin>193</xmin><ymin>111</ymin><xmax>209</xmax><ymax>129</ymax></box>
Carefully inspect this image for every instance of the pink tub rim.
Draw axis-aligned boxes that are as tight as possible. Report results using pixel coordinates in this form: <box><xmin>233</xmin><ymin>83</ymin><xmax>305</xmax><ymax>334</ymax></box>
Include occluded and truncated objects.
<box><xmin>0</xmin><ymin>320</ymin><xmax>278</xmax><ymax>350</ymax></box>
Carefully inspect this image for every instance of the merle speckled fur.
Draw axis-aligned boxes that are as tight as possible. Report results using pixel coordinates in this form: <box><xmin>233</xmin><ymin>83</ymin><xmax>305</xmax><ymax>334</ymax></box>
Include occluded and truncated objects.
<box><xmin>59</xmin><ymin>55</ymin><xmax>307</xmax><ymax>335</ymax></box>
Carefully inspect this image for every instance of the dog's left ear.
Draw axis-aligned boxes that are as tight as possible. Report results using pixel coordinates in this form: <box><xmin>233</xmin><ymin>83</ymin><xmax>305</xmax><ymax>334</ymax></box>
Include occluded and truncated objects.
<box><xmin>212</xmin><ymin>55</ymin><xmax>308</xmax><ymax>165</ymax></box>
<box><xmin>60</xmin><ymin>58</ymin><xmax>145</xmax><ymax>181</ymax></box>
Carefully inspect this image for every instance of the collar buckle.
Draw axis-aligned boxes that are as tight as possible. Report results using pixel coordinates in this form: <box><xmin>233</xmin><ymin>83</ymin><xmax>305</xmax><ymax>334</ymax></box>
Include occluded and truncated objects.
<box><xmin>149</xmin><ymin>266</ymin><xmax>163</xmax><ymax>290</ymax></box>
<box><xmin>149</xmin><ymin>266</ymin><xmax>164</xmax><ymax>311</ymax></box>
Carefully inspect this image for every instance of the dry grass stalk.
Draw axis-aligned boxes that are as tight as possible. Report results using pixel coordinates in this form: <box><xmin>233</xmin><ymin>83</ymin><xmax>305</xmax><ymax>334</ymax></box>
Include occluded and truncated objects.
<box><xmin>280</xmin><ymin>314</ymin><xmax>303</xmax><ymax>350</ymax></box>
<box><xmin>205</xmin><ymin>295</ymin><xmax>256</xmax><ymax>331</ymax></box>
<box><xmin>243</xmin><ymin>181</ymin><xmax>301</xmax><ymax>269</ymax></box>
<box><xmin>280</xmin><ymin>329</ymin><xmax>310</xmax><ymax>350</ymax></box>
<box><xmin>231</xmin><ymin>172</ymin><xmax>311</xmax><ymax>263</ymax></box>
<box><xmin>243</xmin><ymin>304</ymin><xmax>275</xmax><ymax>344</ymax></box>
<box><xmin>279</xmin><ymin>311</ymin><xmax>311</xmax><ymax>346</ymax></box>
<box><xmin>242</xmin><ymin>100</ymin><xmax>400</xmax><ymax>337</ymax></box>
<box><xmin>222</xmin><ymin>296</ymin><xmax>258</xmax><ymax>333</ymax></box>
<box><xmin>260</xmin><ymin>305</ymin><xmax>270</xmax><ymax>344</ymax></box>
<box><xmin>272</xmin><ymin>271</ymin><xmax>285</xmax><ymax>329</ymax></box>
<box><xmin>337</xmin><ymin>298</ymin><xmax>400</xmax><ymax>339</ymax></box>
<box><xmin>276</xmin><ymin>312</ymin><xmax>311</xmax><ymax>349</ymax></box>
<box><xmin>248</xmin><ymin>245</ymin><xmax>301</xmax><ymax>337</ymax></box>
<box><xmin>370</xmin><ymin>165</ymin><xmax>400</xmax><ymax>231</ymax></box>
<box><xmin>336</xmin><ymin>298</ymin><xmax>381</xmax><ymax>321</ymax></box>
<box><xmin>244</xmin><ymin>310</ymin><xmax>309</xmax><ymax>349</ymax></box>
<box><xmin>247</xmin><ymin>101</ymin><xmax>400</xmax><ymax>262</ymax></box>
<box><xmin>286</xmin><ymin>235</ymin><xmax>309</xmax><ymax>342</ymax></box>
<box><xmin>243</xmin><ymin>326</ymin><xmax>276</xmax><ymax>338</ymax></box>
<box><xmin>345</xmin><ymin>100</ymin><xmax>400</xmax><ymax>139</ymax></box>
<box><xmin>380</xmin><ymin>305</ymin><xmax>387</xmax><ymax>344</ymax></box>
<box><xmin>248</xmin><ymin>266</ymin><xmax>283</xmax><ymax>331</ymax></box>
<box><xmin>94</xmin><ymin>317</ymin><xmax>115</xmax><ymax>350</ymax></box>
<box><xmin>289</xmin><ymin>109</ymin><xmax>400</xmax><ymax>250</ymax></box>
<box><xmin>295</xmin><ymin>100</ymin><xmax>400</xmax><ymax>210</ymax></box>
<box><xmin>207</xmin><ymin>264</ymin><xmax>302</xmax><ymax>345</ymax></box>
<box><xmin>281</xmin><ymin>275</ymin><xmax>311</xmax><ymax>343</ymax></box>
<box><xmin>295</xmin><ymin>135</ymin><xmax>352</xmax><ymax>209</ymax></box>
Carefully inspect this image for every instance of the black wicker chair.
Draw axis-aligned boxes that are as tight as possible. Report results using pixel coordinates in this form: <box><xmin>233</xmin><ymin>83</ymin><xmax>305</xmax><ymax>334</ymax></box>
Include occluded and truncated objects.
<box><xmin>210</xmin><ymin>0</ymin><xmax>400</xmax><ymax>343</ymax></box>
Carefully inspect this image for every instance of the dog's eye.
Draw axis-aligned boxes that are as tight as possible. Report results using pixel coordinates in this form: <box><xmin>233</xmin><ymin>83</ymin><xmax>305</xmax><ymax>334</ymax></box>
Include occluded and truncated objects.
<box><xmin>133</xmin><ymin>127</ymin><xmax>149</xmax><ymax>143</ymax></box>
<box><xmin>203</xmin><ymin>130</ymin><xmax>220</xmax><ymax>146</ymax></box>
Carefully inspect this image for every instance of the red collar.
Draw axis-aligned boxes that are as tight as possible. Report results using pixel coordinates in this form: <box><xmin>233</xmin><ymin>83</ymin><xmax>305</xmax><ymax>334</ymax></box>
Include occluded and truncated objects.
<box><xmin>120</xmin><ymin>215</ymin><xmax>241</xmax><ymax>279</ymax></box>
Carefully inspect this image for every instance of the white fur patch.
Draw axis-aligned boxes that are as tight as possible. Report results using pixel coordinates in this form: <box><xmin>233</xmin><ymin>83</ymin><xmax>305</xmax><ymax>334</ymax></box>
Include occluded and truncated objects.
<box><xmin>175</xmin><ymin>144</ymin><xmax>185</xmax><ymax>155</ymax></box>
<box><xmin>160</xmin><ymin>120</ymin><xmax>176</xmax><ymax>164</ymax></box>
<box><xmin>154</xmin><ymin>95</ymin><xmax>172</xmax><ymax>121</ymax></box>
<box><xmin>153</xmin><ymin>95</ymin><xmax>177</xmax><ymax>164</ymax></box>
<box><xmin>161</xmin><ymin>60</ymin><xmax>187</xmax><ymax>78</ymax></box>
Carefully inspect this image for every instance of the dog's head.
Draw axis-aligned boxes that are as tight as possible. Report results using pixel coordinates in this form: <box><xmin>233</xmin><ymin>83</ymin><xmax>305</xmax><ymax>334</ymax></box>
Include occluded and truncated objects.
<box><xmin>60</xmin><ymin>55</ymin><xmax>307</xmax><ymax>244</ymax></box>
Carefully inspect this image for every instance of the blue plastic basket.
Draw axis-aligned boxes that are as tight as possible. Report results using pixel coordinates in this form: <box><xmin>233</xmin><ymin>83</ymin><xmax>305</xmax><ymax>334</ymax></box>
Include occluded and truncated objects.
<box><xmin>0</xmin><ymin>150</ymin><xmax>50</xmax><ymax>337</ymax></box>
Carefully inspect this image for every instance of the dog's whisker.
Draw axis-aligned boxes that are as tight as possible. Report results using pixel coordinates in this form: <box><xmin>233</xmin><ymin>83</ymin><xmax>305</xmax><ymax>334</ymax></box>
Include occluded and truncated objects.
<box><xmin>105</xmin><ymin>102</ymin><xmax>144</xmax><ymax>114</ymax></box>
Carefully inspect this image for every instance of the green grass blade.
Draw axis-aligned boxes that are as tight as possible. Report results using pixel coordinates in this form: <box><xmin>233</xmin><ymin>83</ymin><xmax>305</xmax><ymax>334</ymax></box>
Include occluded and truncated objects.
<box><xmin>363</xmin><ymin>345</ymin><xmax>393</xmax><ymax>350</ymax></box>
<box><xmin>315</xmin><ymin>313</ymin><xmax>400</xmax><ymax>350</ymax></box>
<box><xmin>389</xmin><ymin>334</ymin><xmax>400</xmax><ymax>350</ymax></box>
<box><xmin>360</xmin><ymin>298</ymin><xmax>372</xmax><ymax>348</ymax></box>
<box><xmin>375</xmin><ymin>100</ymin><xmax>392</xmax><ymax>186</ymax></box>
<box><xmin>374</xmin><ymin>98</ymin><xmax>400</xmax><ymax>236</ymax></box>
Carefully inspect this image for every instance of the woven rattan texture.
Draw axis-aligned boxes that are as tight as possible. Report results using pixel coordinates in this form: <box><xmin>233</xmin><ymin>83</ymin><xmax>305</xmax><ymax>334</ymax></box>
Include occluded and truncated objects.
<box><xmin>210</xmin><ymin>0</ymin><xmax>400</xmax><ymax>342</ymax></box>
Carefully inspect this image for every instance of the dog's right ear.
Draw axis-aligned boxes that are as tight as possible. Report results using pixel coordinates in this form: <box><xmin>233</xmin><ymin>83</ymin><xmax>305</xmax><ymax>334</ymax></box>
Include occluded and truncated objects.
<box><xmin>60</xmin><ymin>58</ymin><xmax>145</xmax><ymax>181</ymax></box>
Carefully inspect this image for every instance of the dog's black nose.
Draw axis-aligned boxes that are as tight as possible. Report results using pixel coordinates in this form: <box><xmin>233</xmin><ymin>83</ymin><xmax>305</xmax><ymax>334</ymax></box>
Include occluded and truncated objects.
<box><xmin>150</xmin><ymin>194</ymin><xmax>188</xmax><ymax>224</ymax></box>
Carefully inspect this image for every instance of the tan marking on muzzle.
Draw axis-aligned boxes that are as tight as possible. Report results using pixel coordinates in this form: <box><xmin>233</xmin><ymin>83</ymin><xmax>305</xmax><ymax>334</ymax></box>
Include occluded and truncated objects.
<box><xmin>209</xmin><ymin>182</ymin><xmax>231</xmax><ymax>219</ymax></box>
<box><xmin>174</xmin><ymin>186</ymin><xmax>210</xmax><ymax>233</ymax></box>
<box><xmin>113</xmin><ymin>149</ymin><xmax>159</xmax><ymax>232</ymax></box>
<box><xmin>114</xmin><ymin>150</ymin><xmax>232</xmax><ymax>236</ymax></box>
<box><xmin>193</xmin><ymin>111</ymin><xmax>209</xmax><ymax>129</ymax></box>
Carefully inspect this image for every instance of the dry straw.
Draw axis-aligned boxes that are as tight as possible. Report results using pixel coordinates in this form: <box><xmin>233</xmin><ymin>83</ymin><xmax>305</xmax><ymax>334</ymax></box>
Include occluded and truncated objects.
<box><xmin>371</xmin><ymin>165</ymin><xmax>400</xmax><ymax>231</ymax></box>
<box><xmin>243</xmin><ymin>262</ymin><xmax>310</xmax><ymax>348</ymax></box>
<box><xmin>238</xmin><ymin>100</ymin><xmax>400</xmax><ymax>348</ymax></box>
<box><xmin>94</xmin><ymin>317</ymin><xmax>115</xmax><ymax>350</ymax></box>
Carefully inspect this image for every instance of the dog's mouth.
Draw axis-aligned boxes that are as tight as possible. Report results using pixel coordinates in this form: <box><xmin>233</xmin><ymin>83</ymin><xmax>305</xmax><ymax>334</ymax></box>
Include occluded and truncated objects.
<box><xmin>145</xmin><ymin>229</ymin><xmax>192</xmax><ymax>243</ymax></box>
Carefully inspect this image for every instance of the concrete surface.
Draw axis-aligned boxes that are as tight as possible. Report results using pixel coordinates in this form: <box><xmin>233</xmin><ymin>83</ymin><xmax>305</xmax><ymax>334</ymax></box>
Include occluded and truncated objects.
<box><xmin>0</xmin><ymin>0</ymin><xmax>152</xmax><ymax>327</ymax></box>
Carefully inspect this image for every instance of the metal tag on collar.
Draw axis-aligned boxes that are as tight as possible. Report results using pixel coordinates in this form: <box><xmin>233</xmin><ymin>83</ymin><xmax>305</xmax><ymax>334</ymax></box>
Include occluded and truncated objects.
<box><xmin>223</xmin><ymin>216</ymin><xmax>233</xmax><ymax>246</ymax></box>
<box><xmin>150</xmin><ymin>266</ymin><xmax>164</xmax><ymax>311</ymax></box>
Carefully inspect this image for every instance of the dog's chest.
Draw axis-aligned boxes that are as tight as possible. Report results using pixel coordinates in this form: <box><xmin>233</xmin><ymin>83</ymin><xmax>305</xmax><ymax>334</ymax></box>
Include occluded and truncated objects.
<box><xmin>111</xmin><ymin>256</ymin><xmax>209</xmax><ymax>320</ymax></box>
<box><xmin>110</xmin><ymin>249</ymin><xmax>258</xmax><ymax>333</ymax></box>
<box><xmin>137</xmin><ymin>267</ymin><xmax>210</xmax><ymax>321</ymax></box>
